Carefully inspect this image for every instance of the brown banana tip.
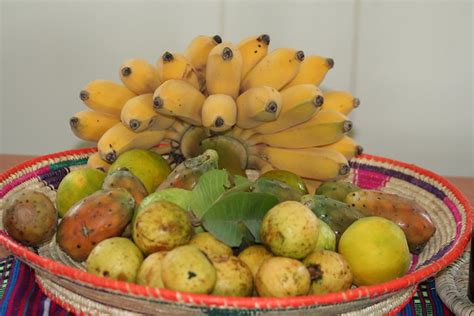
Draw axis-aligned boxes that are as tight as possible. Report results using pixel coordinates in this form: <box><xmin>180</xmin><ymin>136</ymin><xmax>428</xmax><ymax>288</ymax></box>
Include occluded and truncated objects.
<box><xmin>129</xmin><ymin>119</ymin><xmax>141</xmax><ymax>130</ymax></box>
<box><xmin>356</xmin><ymin>145</ymin><xmax>364</xmax><ymax>156</ymax></box>
<box><xmin>343</xmin><ymin>120</ymin><xmax>353</xmax><ymax>132</ymax></box>
<box><xmin>162</xmin><ymin>51</ymin><xmax>174</xmax><ymax>62</ymax></box>
<box><xmin>69</xmin><ymin>117</ymin><xmax>79</xmax><ymax>128</ymax></box>
<box><xmin>79</xmin><ymin>90</ymin><xmax>89</xmax><ymax>101</ymax></box>
<box><xmin>326</xmin><ymin>58</ymin><xmax>335</xmax><ymax>69</ymax></box>
<box><xmin>121</xmin><ymin>66</ymin><xmax>132</xmax><ymax>77</ymax></box>
<box><xmin>153</xmin><ymin>96</ymin><xmax>163</xmax><ymax>110</ymax></box>
<box><xmin>353</xmin><ymin>98</ymin><xmax>360</xmax><ymax>108</ymax></box>
<box><xmin>105</xmin><ymin>151</ymin><xmax>117</xmax><ymax>164</ymax></box>
<box><xmin>222</xmin><ymin>47</ymin><xmax>233</xmax><ymax>60</ymax></box>
<box><xmin>258</xmin><ymin>34</ymin><xmax>271</xmax><ymax>45</ymax></box>
<box><xmin>296</xmin><ymin>50</ymin><xmax>305</xmax><ymax>61</ymax></box>
<box><xmin>339</xmin><ymin>164</ymin><xmax>351</xmax><ymax>176</ymax></box>
<box><xmin>314</xmin><ymin>95</ymin><xmax>324</xmax><ymax>107</ymax></box>
<box><xmin>214</xmin><ymin>117</ymin><xmax>224</xmax><ymax>127</ymax></box>
<box><xmin>213</xmin><ymin>35</ymin><xmax>222</xmax><ymax>44</ymax></box>
<box><xmin>266</xmin><ymin>101</ymin><xmax>278</xmax><ymax>113</ymax></box>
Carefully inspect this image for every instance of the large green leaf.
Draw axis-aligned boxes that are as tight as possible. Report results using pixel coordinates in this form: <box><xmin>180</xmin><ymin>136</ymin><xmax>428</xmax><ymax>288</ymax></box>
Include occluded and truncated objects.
<box><xmin>201</xmin><ymin>192</ymin><xmax>278</xmax><ymax>247</ymax></box>
<box><xmin>190</xmin><ymin>169</ymin><xmax>230</xmax><ymax>219</ymax></box>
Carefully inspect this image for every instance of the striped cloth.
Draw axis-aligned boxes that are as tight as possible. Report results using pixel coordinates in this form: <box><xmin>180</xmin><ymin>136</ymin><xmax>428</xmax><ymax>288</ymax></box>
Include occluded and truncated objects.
<box><xmin>0</xmin><ymin>256</ymin><xmax>454</xmax><ymax>316</ymax></box>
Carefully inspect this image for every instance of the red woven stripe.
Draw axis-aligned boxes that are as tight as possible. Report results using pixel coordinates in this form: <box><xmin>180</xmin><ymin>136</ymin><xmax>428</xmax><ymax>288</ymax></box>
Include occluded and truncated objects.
<box><xmin>0</xmin><ymin>149</ymin><xmax>471</xmax><ymax>310</ymax></box>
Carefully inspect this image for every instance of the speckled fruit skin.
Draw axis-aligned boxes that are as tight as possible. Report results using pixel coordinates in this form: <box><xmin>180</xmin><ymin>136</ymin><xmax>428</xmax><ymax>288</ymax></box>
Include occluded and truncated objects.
<box><xmin>3</xmin><ymin>190</ymin><xmax>57</xmax><ymax>247</ymax></box>
<box><xmin>259</xmin><ymin>169</ymin><xmax>309</xmax><ymax>196</ymax></box>
<box><xmin>132</xmin><ymin>200</ymin><xmax>192</xmax><ymax>255</ymax></box>
<box><xmin>136</xmin><ymin>251</ymin><xmax>168</xmax><ymax>288</ymax></box>
<box><xmin>237</xmin><ymin>245</ymin><xmax>273</xmax><ymax>278</ymax></box>
<box><xmin>260</xmin><ymin>201</ymin><xmax>319</xmax><ymax>259</ymax></box>
<box><xmin>86</xmin><ymin>237</ymin><xmax>144</xmax><ymax>282</ymax></box>
<box><xmin>303</xmin><ymin>250</ymin><xmax>352</xmax><ymax>294</ymax></box>
<box><xmin>189</xmin><ymin>232</ymin><xmax>233</xmax><ymax>258</ymax></box>
<box><xmin>161</xmin><ymin>245</ymin><xmax>216</xmax><ymax>294</ymax></box>
<box><xmin>56</xmin><ymin>188</ymin><xmax>135</xmax><ymax>262</ymax></box>
<box><xmin>338</xmin><ymin>216</ymin><xmax>411</xmax><ymax>286</ymax></box>
<box><xmin>255</xmin><ymin>256</ymin><xmax>310</xmax><ymax>297</ymax></box>
<box><xmin>102</xmin><ymin>168</ymin><xmax>148</xmax><ymax>207</ymax></box>
<box><xmin>210</xmin><ymin>255</ymin><xmax>254</xmax><ymax>297</ymax></box>
<box><xmin>315</xmin><ymin>180</ymin><xmax>360</xmax><ymax>202</ymax></box>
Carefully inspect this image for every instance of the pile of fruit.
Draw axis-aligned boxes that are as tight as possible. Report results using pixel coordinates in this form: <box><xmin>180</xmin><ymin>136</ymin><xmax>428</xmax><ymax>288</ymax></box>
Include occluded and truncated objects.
<box><xmin>3</xmin><ymin>148</ymin><xmax>436</xmax><ymax>297</ymax></box>
<box><xmin>70</xmin><ymin>34</ymin><xmax>362</xmax><ymax>184</ymax></box>
<box><xmin>1</xmin><ymin>34</ymin><xmax>437</xmax><ymax>299</ymax></box>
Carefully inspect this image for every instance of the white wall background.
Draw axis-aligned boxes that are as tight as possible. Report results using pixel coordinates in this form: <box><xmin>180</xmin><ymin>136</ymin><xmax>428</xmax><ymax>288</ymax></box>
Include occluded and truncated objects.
<box><xmin>1</xmin><ymin>0</ymin><xmax>472</xmax><ymax>176</ymax></box>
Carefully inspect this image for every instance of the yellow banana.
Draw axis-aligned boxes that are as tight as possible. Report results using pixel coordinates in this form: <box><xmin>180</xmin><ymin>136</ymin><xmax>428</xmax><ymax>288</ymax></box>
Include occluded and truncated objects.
<box><xmin>206</xmin><ymin>42</ymin><xmax>243</xmax><ymax>99</ymax></box>
<box><xmin>69</xmin><ymin>110</ymin><xmax>120</xmax><ymax>142</ymax></box>
<box><xmin>249</xmin><ymin>146</ymin><xmax>350</xmax><ymax>181</ymax></box>
<box><xmin>321</xmin><ymin>90</ymin><xmax>360</xmax><ymax>115</ymax></box>
<box><xmin>119</xmin><ymin>58</ymin><xmax>161</xmax><ymax>95</ymax></box>
<box><xmin>247</xmin><ymin>155</ymin><xmax>274</xmax><ymax>174</ymax></box>
<box><xmin>97</xmin><ymin>122</ymin><xmax>165</xmax><ymax>163</ymax></box>
<box><xmin>251</xmin><ymin>108</ymin><xmax>353</xmax><ymax>148</ymax></box>
<box><xmin>318</xmin><ymin>135</ymin><xmax>363</xmax><ymax>161</ymax></box>
<box><xmin>152</xmin><ymin>79</ymin><xmax>205</xmax><ymax>125</ymax></box>
<box><xmin>303</xmin><ymin>178</ymin><xmax>323</xmax><ymax>194</ymax></box>
<box><xmin>240</xmin><ymin>48</ymin><xmax>304</xmax><ymax>92</ymax></box>
<box><xmin>80</xmin><ymin>80</ymin><xmax>136</xmax><ymax>116</ymax></box>
<box><xmin>238</xmin><ymin>34</ymin><xmax>271</xmax><ymax>79</ymax></box>
<box><xmin>201</xmin><ymin>94</ymin><xmax>237</xmax><ymax>132</ymax></box>
<box><xmin>284</xmin><ymin>55</ymin><xmax>334</xmax><ymax>88</ymax></box>
<box><xmin>184</xmin><ymin>35</ymin><xmax>222</xmax><ymax>82</ymax></box>
<box><xmin>120</xmin><ymin>94</ymin><xmax>175</xmax><ymax>132</ymax></box>
<box><xmin>156</xmin><ymin>52</ymin><xmax>201</xmax><ymax>90</ymax></box>
<box><xmin>252</xmin><ymin>84</ymin><xmax>323</xmax><ymax>134</ymax></box>
<box><xmin>236</xmin><ymin>86</ymin><xmax>282</xmax><ymax>129</ymax></box>
<box><xmin>86</xmin><ymin>152</ymin><xmax>111</xmax><ymax>172</ymax></box>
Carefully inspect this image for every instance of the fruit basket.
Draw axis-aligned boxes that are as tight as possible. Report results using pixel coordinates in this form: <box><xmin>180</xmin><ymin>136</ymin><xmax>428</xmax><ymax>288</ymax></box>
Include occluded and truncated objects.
<box><xmin>0</xmin><ymin>148</ymin><xmax>471</xmax><ymax>315</ymax></box>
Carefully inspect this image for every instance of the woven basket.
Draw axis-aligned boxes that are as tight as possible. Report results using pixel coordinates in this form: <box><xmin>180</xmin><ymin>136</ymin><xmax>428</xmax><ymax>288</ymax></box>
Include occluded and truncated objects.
<box><xmin>0</xmin><ymin>148</ymin><xmax>471</xmax><ymax>315</ymax></box>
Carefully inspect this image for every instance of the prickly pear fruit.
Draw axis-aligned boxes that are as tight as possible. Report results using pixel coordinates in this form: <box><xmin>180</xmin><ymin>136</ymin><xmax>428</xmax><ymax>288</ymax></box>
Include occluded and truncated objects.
<box><xmin>86</xmin><ymin>237</ymin><xmax>143</xmax><ymax>282</ymax></box>
<box><xmin>315</xmin><ymin>180</ymin><xmax>360</xmax><ymax>202</ymax></box>
<box><xmin>3</xmin><ymin>190</ymin><xmax>57</xmax><ymax>247</ymax></box>
<box><xmin>301</xmin><ymin>194</ymin><xmax>364</xmax><ymax>243</ymax></box>
<box><xmin>56</xmin><ymin>188</ymin><xmax>135</xmax><ymax>261</ymax></box>
<box><xmin>136</xmin><ymin>251</ymin><xmax>168</xmax><ymax>288</ymax></box>
<box><xmin>157</xmin><ymin>149</ymin><xmax>219</xmax><ymax>190</ymax></box>
<box><xmin>210</xmin><ymin>255</ymin><xmax>254</xmax><ymax>297</ymax></box>
<box><xmin>189</xmin><ymin>232</ymin><xmax>233</xmax><ymax>258</ymax></box>
<box><xmin>259</xmin><ymin>170</ymin><xmax>309</xmax><ymax>196</ymax></box>
<box><xmin>344</xmin><ymin>190</ymin><xmax>436</xmax><ymax>254</ymax></box>
<box><xmin>252</xmin><ymin>177</ymin><xmax>303</xmax><ymax>202</ymax></box>
<box><xmin>132</xmin><ymin>200</ymin><xmax>192</xmax><ymax>255</ymax></box>
<box><xmin>102</xmin><ymin>168</ymin><xmax>148</xmax><ymax>207</ymax></box>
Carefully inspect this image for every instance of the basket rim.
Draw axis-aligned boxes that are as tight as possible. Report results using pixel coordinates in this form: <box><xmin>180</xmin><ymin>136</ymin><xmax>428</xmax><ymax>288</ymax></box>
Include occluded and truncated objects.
<box><xmin>0</xmin><ymin>147</ymin><xmax>472</xmax><ymax>310</ymax></box>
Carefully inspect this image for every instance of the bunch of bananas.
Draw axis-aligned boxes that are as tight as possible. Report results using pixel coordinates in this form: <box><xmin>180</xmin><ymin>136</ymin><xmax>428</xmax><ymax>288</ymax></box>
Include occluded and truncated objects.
<box><xmin>70</xmin><ymin>34</ymin><xmax>362</xmax><ymax>183</ymax></box>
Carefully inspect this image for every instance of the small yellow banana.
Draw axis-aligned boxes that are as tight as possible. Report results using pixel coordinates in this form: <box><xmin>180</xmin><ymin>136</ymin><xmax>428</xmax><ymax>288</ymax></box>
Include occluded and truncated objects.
<box><xmin>86</xmin><ymin>152</ymin><xmax>111</xmax><ymax>172</ymax></box>
<box><xmin>156</xmin><ymin>52</ymin><xmax>201</xmax><ymax>90</ymax></box>
<box><xmin>238</xmin><ymin>34</ymin><xmax>271</xmax><ymax>80</ymax></box>
<box><xmin>284</xmin><ymin>55</ymin><xmax>334</xmax><ymax>88</ymax></box>
<box><xmin>69</xmin><ymin>110</ymin><xmax>120</xmax><ymax>142</ymax></box>
<box><xmin>318</xmin><ymin>135</ymin><xmax>363</xmax><ymax>161</ymax></box>
<box><xmin>201</xmin><ymin>94</ymin><xmax>237</xmax><ymax>132</ymax></box>
<box><xmin>249</xmin><ymin>146</ymin><xmax>350</xmax><ymax>181</ymax></box>
<box><xmin>252</xmin><ymin>84</ymin><xmax>323</xmax><ymax>134</ymax></box>
<box><xmin>236</xmin><ymin>86</ymin><xmax>282</xmax><ymax>129</ymax></box>
<box><xmin>248</xmin><ymin>109</ymin><xmax>352</xmax><ymax>148</ymax></box>
<box><xmin>240</xmin><ymin>48</ymin><xmax>304</xmax><ymax>92</ymax></box>
<box><xmin>321</xmin><ymin>90</ymin><xmax>360</xmax><ymax>115</ymax></box>
<box><xmin>206</xmin><ymin>42</ymin><xmax>243</xmax><ymax>99</ymax></box>
<box><xmin>119</xmin><ymin>58</ymin><xmax>161</xmax><ymax>95</ymax></box>
<box><xmin>97</xmin><ymin>122</ymin><xmax>165</xmax><ymax>163</ymax></box>
<box><xmin>184</xmin><ymin>35</ymin><xmax>222</xmax><ymax>82</ymax></box>
<box><xmin>80</xmin><ymin>80</ymin><xmax>136</xmax><ymax>116</ymax></box>
<box><xmin>152</xmin><ymin>79</ymin><xmax>206</xmax><ymax>125</ymax></box>
<box><xmin>120</xmin><ymin>94</ymin><xmax>175</xmax><ymax>132</ymax></box>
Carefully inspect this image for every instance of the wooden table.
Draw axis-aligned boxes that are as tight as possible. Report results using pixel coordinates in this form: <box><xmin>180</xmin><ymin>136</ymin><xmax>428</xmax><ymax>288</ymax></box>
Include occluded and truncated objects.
<box><xmin>1</xmin><ymin>154</ymin><xmax>473</xmax><ymax>259</ymax></box>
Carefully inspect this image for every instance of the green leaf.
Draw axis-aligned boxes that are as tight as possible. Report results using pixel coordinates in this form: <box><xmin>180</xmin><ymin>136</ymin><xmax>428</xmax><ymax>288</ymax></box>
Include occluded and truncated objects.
<box><xmin>202</xmin><ymin>192</ymin><xmax>278</xmax><ymax>247</ymax></box>
<box><xmin>190</xmin><ymin>169</ymin><xmax>231</xmax><ymax>219</ymax></box>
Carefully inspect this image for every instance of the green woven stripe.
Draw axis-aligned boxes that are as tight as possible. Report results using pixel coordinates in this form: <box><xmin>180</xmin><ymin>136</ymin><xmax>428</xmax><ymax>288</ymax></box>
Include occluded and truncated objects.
<box><xmin>0</xmin><ymin>259</ymin><xmax>13</xmax><ymax>299</ymax></box>
<box><xmin>50</xmin><ymin>158</ymin><xmax>88</xmax><ymax>171</ymax></box>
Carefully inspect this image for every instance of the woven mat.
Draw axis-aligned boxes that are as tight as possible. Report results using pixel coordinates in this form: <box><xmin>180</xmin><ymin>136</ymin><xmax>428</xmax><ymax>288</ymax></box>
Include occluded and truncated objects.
<box><xmin>0</xmin><ymin>256</ymin><xmax>454</xmax><ymax>316</ymax></box>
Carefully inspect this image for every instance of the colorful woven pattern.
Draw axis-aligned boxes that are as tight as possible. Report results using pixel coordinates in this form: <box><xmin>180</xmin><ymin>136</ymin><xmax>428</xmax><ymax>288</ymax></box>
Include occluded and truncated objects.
<box><xmin>0</xmin><ymin>148</ymin><xmax>471</xmax><ymax>315</ymax></box>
